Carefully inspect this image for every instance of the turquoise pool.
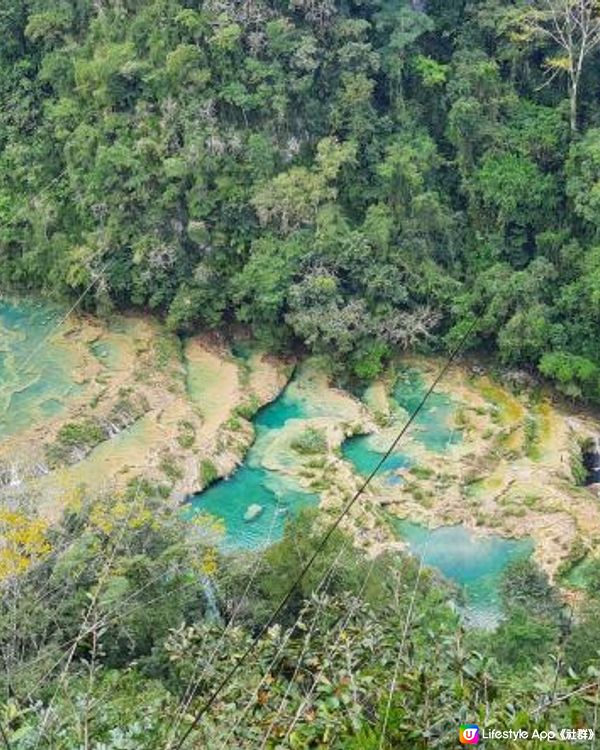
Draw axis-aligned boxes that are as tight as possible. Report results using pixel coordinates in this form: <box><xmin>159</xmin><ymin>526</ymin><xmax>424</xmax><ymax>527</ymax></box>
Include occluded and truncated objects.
<box><xmin>341</xmin><ymin>369</ymin><xmax>460</xmax><ymax>480</ymax></box>
<box><xmin>396</xmin><ymin>521</ymin><xmax>533</xmax><ymax>627</ymax></box>
<box><xmin>0</xmin><ymin>298</ymin><xmax>80</xmax><ymax>439</ymax></box>
<box><xmin>188</xmin><ymin>385</ymin><xmax>318</xmax><ymax>549</ymax></box>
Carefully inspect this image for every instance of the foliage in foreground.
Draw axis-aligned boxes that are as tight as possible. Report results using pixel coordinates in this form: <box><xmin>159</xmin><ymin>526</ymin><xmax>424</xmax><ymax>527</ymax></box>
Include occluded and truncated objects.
<box><xmin>0</xmin><ymin>498</ymin><xmax>599</xmax><ymax>749</ymax></box>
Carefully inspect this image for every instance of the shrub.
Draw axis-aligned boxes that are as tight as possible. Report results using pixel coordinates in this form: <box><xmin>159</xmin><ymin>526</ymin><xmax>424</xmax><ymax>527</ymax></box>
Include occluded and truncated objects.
<box><xmin>291</xmin><ymin>427</ymin><xmax>328</xmax><ymax>455</ymax></box>
<box><xmin>199</xmin><ymin>459</ymin><xmax>219</xmax><ymax>487</ymax></box>
<box><xmin>177</xmin><ymin>420</ymin><xmax>196</xmax><ymax>448</ymax></box>
<box><xmin>234</xmin><ymin>394</ymin><xmax>261</xmax><ymax>420</ymax></box>
<box><xmin>56</xmin><ymin>420</ymin><xmax>104</xmax><ymax>447</ymax></box>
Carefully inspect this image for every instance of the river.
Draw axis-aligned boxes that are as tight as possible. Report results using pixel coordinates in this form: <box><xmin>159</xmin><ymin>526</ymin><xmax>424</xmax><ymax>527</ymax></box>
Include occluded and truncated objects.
<box><xmin>6</xmin><ymin>296</ymin><xmax>599</xmax><ymax>627</ymax></box>
<box><xmin>189</xmin><ymin>366</ymin><xmax>529</xmax><ymax>625</ymax></box>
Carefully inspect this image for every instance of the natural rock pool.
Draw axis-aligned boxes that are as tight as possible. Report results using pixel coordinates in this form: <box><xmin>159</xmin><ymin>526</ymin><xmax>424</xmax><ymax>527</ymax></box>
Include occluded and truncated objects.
<box><xmin>396</xmin><ymin>521</ymin><xmax>533</xmax><ymax>628</ymax></box>
<box><xmin>189</xmin><ymin>368</ymin><xmax>528</xmax><ymax>623</ymax></box>
<box><xmin>188</xmin><ymin>385</ymin><xmax>320</xmax><ymax>549</ymax></box>
<box><xmin>341</xmin><ymin>369</ymin><xmax>461</xmax><ymax>479</ymax></box>
<box><xmin>0</xmin><ymin>300</ymin><xmax>548</xmax><ymax>626</ymax></box>
<box><xmin>0</xmin><ymin>298</ymin><xmax>81</xmax><ymax>440</ymax></box>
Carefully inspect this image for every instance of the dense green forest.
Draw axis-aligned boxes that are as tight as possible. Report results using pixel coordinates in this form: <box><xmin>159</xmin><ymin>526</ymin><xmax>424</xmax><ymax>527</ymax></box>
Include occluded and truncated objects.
<box><xmin>2</xmin><ymin>493</ymin><xmax>600</xmax><ymax>748</ymax></box>
<box><xmin>2</xmin><ymin>0</ymin><xmax>600</xmax><ymax>396</ymax></box>
<box><xmin>3</xmin><ymin>1</ymin><xmax>600</xmax><ymax>745</ymax></box>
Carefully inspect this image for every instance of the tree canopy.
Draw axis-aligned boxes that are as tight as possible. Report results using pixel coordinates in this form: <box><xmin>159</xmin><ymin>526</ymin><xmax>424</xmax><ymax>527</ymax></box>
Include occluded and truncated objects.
<box><xmin>2</xmin><ymin>0</ymin><xmax>600</xmax><ymax>394</ymax></box>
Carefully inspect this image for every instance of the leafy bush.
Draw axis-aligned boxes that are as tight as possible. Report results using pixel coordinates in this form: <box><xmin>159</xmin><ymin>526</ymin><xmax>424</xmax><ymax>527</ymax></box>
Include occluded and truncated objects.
<box><xmin>539</xmin><ymin>352</ymin><xmax>600</xmax><ymax>400</ymax></box>
<box><xmin>46</xmin><ymin>419</ymin><xmax>107</xmax><ymax>466</ymax></box>
<box><xmin>501</xmin><ymin>559</ymin><xmax>562</xmax><ymax>622</ymax></box>
<box><xmin>234</xmin><ymin>394</ymin><xmax>262</xmax><ymax>420</ymax></box>
<box><xmin>56</xmin><ymin>420</ymin><xmax>105</xmax><ymax>447</ymax></box>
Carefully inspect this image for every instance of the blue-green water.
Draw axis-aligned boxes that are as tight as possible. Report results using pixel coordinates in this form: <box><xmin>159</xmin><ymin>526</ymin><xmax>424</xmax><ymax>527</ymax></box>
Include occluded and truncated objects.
<box><xmin>393</xmin><ymin>369</ymin><xmax>461</xmax><ymax>453</ymax></box>
<box><xmin>396</xmin><ymin>521</ymin><xmax>533</xmax><ymax>627</ymax></box>
<box><xmin>189</xmin><ymin>464</ymin><xmax>316</xmax><ymax>550</ymax></box>
<box><xmin>0</xmin><ymin>298</ymin><xmax>80</xmax><ymax>439</ymax></box>
<box><xmin>340</xmin><ymin>369</ymin><xmax>460</xmax><ymax>481</ymax></box>
<box><xmin>188</xmin><ymin>387</ymin><xmax>318</xmax><ymax>550</ymax></box>
<box><xmin>190</xmin><ymin>367</ymin><xmax>526</xmax><ymax>624</ymax></box>
<box><xmin>342</xmin><ymin>435</ymin><xmax>412</xmax><ymax>478</ymax></box>
<box><xmin>1</xmin><ymin>296</ymin><xmax>532</xmax><ymax>625</ymax></box>
<box><xmin>254</xmin><ymin>389</ymin><xmax>305</xmax><ymax>430</ymax></box>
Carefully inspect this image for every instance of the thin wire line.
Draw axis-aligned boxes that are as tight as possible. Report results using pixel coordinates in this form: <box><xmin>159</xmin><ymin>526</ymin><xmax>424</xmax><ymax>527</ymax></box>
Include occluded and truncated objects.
<box><xmin>533</xmin><ymin>605</ymin><xmax>574</xmax><ymax>719</ymax></box>
<box><xmin>0</xmin><ymin>205</ymin><xmax>184</xmax><ymax>744</ymax></box>
<box><xmin>0</xmin><ymin>231</ymin><xmax>111</xmax><ymax>725</ymax></box>
<box><xmin>11</xmin><ymin>448</ymin><xmax>357</xmax><ymax>706</ymax></box>
<box><xmin>14</xmin><ymin>493</ymin><xmax>231</xmax><ymax>705</ymax></box>
<box><xmin>226</xmin><ymin>501</ymin><xmax>389</xmax><ymax>750</ymax></box>
<box><xmin>0</xmin><ymin>221</ymin><xmax>473</xmax><ymax>747</ymax></box>
<box><xmin>176</xmin><ymin>484</ymin><xmax>412</xmax><ymax>750</ymax></box>
<box><xmin>272</xmin><ymin>553</ymin><xmax>381</xmax><ymax>748</ymax></box>
<box><xmin>258</xmin><ymin>500</ymin><xmax>398</xmax><ymax>749</ymax></box>
<box><xmin>9</xmin><ymin>485</ymin><xmax>253</xmax><ymax>696</ymax></box>
<box><xmin>171</xmin><ymin>318</ymin><xmax>476</xmax><ymax>750</ymax></box>
<box><xmin>378</xmin><ymin>539</ymin><xmax>429</xmax><ymax>750</ymax></box>
<box><xmin>211</xmin><ymin>497</ymin><xmax>382</xmax><ymax>750</ymax></box>
<box><xmin>181</xmin><ymin>475</ymin><xmax>383</xmax><ymax>749</ymax></box>
<box><xmin>17</xmin><ymin>555</ymin><xmax>200</xmax><ymax>704</ymax></box>
<box><xmin>214</xmin><ymin>543</ymin><xmax>350</xmax><ymax>750</ymax></box>
<box><xmin>165</xmin><ymin>502</ymin><xmax>282</xmax><ymax>746</ymax></box>
<box><xmin>256</xmin><ymin>549</ymin><xmax>351</xmax><ymax>749</ymax></box>
<box><xmin>0</xmin><ymin>475</ymin><xmax>123</xmax><ymax>647</ymax></box>
<box><xmin>31</xmin><ymin>477</ymin><xmax>147</xmax><ymax>748</ymax></box>
<box><xmin>15</xmin><ymin>258</ymin><xmax>109</xmax><ymax>376</ymax></box>
<box><xmin>166</xmin><ymin>424</ymin><xmax>376</xmax><ymax>745</ymax></box>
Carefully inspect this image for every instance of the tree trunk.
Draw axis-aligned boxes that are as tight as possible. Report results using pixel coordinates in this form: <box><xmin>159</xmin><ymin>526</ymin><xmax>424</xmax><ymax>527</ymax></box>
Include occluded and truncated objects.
<box><xmin>570</xmin><ymin>79</ymin><xmax>578</xmax><ymax>134</ymax></box>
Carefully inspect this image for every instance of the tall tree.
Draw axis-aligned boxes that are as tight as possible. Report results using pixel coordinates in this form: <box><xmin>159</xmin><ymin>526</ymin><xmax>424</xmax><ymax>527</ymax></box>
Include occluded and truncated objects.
<box><xmin>517</xmin><ymin>0</ymin><xmax>600</xmax><ymax>133</ymax></box>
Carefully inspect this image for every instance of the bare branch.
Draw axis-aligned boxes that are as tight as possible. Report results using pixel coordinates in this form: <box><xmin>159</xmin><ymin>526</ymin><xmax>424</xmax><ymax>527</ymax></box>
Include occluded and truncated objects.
<box><xmin>522</xmin><ymin>0</ymin><xmax>600</xmax><ymax>131</ymax></box>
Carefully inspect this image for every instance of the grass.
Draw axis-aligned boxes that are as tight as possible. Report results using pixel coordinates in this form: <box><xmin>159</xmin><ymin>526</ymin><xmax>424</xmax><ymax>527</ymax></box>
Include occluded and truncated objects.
<box><xmin>199</xmin><ymin>458</ymin><xmax>219</xmax><ymax>487</ymax></box>
<box><xmin>159</xmin><ymin>451</ymin><xmax>184</xmax><ymax>482</ymax></box>
<box><xmin>234</xmin><ymin>394</ymin><xmax>262</xmax><ymax>420</ymax></box>
<box><xmin>154</xmin><ymin>332</ymin><xmax>182</xmax><ymax>370</ymax></box>
<box><xmin>305</xmin><ymin>456</ymin><xmax>327</xmax><ymax>469</ymax></box>
<box><xmin>409</xmin><ymin>465</ymin><xmax>434</xmax><ymax>480</ymax></box>
<box><xmin>523</xmin><ymin>494</ymin><xmax>540</xmax><ymax>509</ymax></box>
<box><xmin>225</xmin><ymin>415</ymin><xmax>243</xmax><ymax>431</ymax></box>
<box><xmin>479</xmin><ymin>380</ymin><xmax>525</xmax><ymax>426</ymax></box>
<box><xmin>570</xmin><ymin>443</ymin><xmax>588</xmax><ymax>486</ymax></box>
<box><xmin>56</xmin><ymin>420</ymin><xmax>105</xmax><ymax>447</ymax></box>
<box><xmin>177</xmin><ymin>420</ymin><xmax>196</xmax><ymax>449</ymax></box>
<box><xmin>504</xmin><ymin>504</ymin><xmax>527</xmax><ymax>518</ymax></box>
<box><xmin>454</xmin><ymin>407</ymin><xmax>469</xmax><ymax>428</ymax></box>
<box><xmin>412</xmin><ymin>487</ymin><xmax>434</xmax><ymax>507</ymax></box>
<box><xmin>524</xmin><ymin>414</ymin><xmax>540</xmax><ymax>459</ymax></box>
<box><xmin>291</xmin><ymin>427</ymin><xmax>328</xmax><ymax>455</ymax></box>
<box><xmin>46</xmin><ymin>418</ymin><xmax>107</xmax><ymax>466</ymax></box>
<box><xmin>373</xmin><ymin>410</ymin><xmax>390</xmax><ymax>428</ymax></box>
